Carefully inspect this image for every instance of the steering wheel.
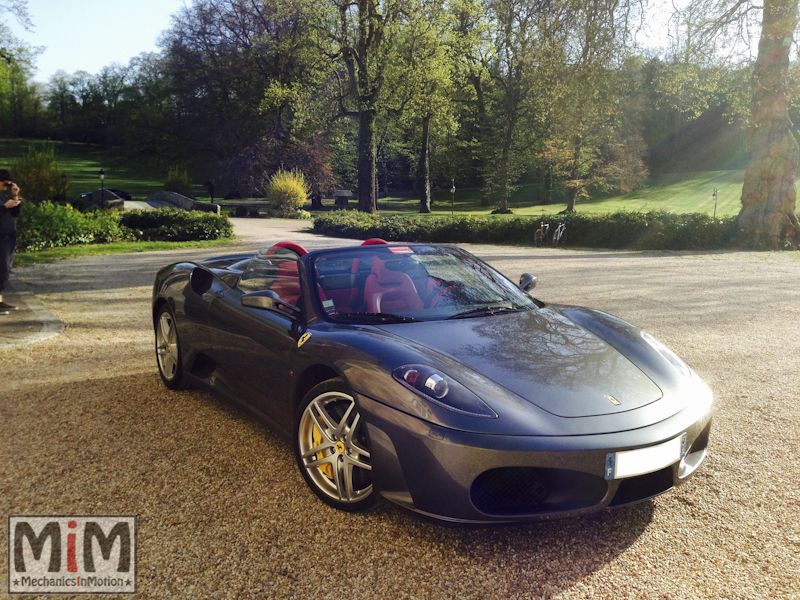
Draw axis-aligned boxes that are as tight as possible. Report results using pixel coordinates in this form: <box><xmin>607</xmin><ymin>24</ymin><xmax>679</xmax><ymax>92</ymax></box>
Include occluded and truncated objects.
<box><xmin>427</xmin><ymin>283</ymin><xmax>458</xmax><ymax>308</ymax></box>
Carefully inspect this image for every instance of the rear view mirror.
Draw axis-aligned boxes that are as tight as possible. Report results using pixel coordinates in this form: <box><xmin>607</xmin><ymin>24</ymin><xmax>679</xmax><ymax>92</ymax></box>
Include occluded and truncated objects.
<box><xmin>519</xmin><ymin>273</ymin><xmax>537</xmax><ymax>292</ymax></box>
<box><xmin>242</xmin><ymin>290</ymin><xmax>299</xmax><ymax>317</ymax></box>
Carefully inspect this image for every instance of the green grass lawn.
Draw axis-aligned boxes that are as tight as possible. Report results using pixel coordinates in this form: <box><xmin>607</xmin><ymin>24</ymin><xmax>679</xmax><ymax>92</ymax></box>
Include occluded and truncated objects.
<box><xmin>0</xmin><ymin>138</ymin><xmax>769</xmax><ymax>218</ymax></box>
<box><xmin>367</xmin><ymin>170</ymin><xmax>748</xmax><ymax>218</ymax></box>
<box><xmin>13</xmin><ymin>238</ymin><xmax>235</xmax><ymax>267</ymax></box>
<box><xmin>0</xmin><ymin>138</ymin><xmax>208</xmax><ymax>200</ymax></box>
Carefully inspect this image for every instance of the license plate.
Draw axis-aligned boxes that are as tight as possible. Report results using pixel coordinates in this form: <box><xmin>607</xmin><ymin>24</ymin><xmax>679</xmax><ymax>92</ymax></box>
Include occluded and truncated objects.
<box><xmin>605</xmin><ymin>433</ymin><xmax>687</xmax><ymax>480</ymax></box>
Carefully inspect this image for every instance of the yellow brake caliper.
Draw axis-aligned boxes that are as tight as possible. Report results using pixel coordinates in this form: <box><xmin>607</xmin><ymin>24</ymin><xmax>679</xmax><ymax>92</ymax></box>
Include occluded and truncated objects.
<box><xmin>313</xmin><ymin>425</ymin><xmax>334</xmax><ymax>479</ymax></box>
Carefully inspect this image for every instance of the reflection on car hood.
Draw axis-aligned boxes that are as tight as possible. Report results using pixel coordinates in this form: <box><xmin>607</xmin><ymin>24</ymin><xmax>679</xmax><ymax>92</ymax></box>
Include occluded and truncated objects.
<box><xmin>378</xmin><ymin>308</ymin><xmax>663</xmax><ymax>418</ymax></box>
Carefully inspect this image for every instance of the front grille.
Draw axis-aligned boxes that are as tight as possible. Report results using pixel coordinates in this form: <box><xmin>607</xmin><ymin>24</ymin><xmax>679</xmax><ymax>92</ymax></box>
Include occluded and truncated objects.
<box><xmin>471</xmin><ymin>467</ymin><xmax>607</xmax><ymax>516</ymax></box>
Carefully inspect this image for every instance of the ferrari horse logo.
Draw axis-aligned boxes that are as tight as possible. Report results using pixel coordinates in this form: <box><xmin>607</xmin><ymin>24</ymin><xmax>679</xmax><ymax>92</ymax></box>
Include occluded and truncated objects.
<box><xmin>297</xmin><ymin>332</ymin><xmax>312</xmax><ymax>348</ymax></box>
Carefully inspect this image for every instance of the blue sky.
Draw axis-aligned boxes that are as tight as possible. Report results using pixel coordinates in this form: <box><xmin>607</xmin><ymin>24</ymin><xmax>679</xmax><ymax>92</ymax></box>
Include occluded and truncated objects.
<box><xmin>16</xmin><ymin>0</ymin><xmax>187</xmax><ymax>82</ymax></box>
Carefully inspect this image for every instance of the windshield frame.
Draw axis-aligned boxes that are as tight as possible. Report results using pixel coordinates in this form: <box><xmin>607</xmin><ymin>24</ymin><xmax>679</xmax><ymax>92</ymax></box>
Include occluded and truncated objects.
<box><xmin>306</xmin><ymin>244</ymin><xmax>538</xmax><ymax>324</ymax></box>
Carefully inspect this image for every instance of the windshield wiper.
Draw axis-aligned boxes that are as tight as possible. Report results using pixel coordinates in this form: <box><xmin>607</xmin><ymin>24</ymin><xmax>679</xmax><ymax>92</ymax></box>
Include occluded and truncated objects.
<box><xmin>342</xmin><ymin>312</ymin><xmax>421</xmax><ymax>323</ymax></box>
<box><xmin>446</xmin><ymin>305</ymin><xmax>525</xmax><ymax>320</ymax></box>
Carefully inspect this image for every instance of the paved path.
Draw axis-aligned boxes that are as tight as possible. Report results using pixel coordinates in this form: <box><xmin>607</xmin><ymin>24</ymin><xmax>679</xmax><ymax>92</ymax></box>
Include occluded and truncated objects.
<box><xmin>124</xmin><ymin>199</ymin><xmax>175</xmax><ymax>211</ymax></box>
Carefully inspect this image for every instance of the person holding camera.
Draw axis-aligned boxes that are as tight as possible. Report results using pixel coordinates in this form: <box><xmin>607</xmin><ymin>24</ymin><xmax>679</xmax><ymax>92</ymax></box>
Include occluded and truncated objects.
<box><xmin>0</xmin><ymin>169</ymin><xmax>21</xmax><ymax>315</ymax></box>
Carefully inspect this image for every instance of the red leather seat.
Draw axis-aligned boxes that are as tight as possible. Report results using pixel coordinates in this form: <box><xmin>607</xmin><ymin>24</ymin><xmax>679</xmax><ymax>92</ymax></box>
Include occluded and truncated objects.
<box><xmin>364</xmin><ymin>258</ymin><xmax>423</xmax><ymax>314</ymax></box>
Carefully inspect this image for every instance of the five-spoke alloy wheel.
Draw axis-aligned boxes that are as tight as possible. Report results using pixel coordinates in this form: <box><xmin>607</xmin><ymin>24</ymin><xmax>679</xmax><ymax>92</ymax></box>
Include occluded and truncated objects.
<box><xmin>294</xmin><ymin>379</ymin><xmax>374</xmax><ymax>511</ymax></box>
<box><xmin>155</xmin><ymin>304</ymin><xmax>188</xmax><ymax>390</ymax></box>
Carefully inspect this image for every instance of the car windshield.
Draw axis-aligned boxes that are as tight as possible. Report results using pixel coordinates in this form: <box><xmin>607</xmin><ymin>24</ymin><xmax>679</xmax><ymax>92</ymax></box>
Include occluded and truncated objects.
<box><xmin>310</xmin><ymin>244</ymin><xmax>536</xmax><ymax>323</ymax></box>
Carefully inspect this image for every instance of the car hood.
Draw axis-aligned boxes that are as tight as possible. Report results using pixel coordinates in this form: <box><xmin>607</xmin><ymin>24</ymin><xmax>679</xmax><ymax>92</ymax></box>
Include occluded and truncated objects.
<box><xmin>378</xmin><ymin>307</ymin><xmax>663</xmax><ymax>418</ymax></box>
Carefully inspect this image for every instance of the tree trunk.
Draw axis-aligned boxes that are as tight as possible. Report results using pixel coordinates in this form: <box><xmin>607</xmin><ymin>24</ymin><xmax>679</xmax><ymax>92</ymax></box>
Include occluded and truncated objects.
<box><xmin>566</xmin><ymin>135</ymin><xmax>583</xmax><ymax>212</ymax></box>
<box><xmin>543</xmin><ymin>167</ymin><xmax>552</xmax><ymax>204</ymax></box>
<box><xmin>739</xmin><ymin>0</ymin><xmax>800</xmax><ymax>248</ymax></box>
<box><xmin>419</xmin><ymin>112</ymin><xmax>432</xmax><ymax>213</ymax></box>
<box><xmin>357</xmin><ymin>109</ymin><xmax>378</xmax><ymax>213</ymax></box>
<box><xmin>497</xmin><ymin>123</ymin><xmax>513</xmax><ymax>213</ymax></box>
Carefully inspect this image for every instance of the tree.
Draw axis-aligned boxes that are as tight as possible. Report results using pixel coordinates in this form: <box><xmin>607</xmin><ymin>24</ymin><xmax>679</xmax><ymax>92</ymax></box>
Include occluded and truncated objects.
<box><xmin>316</xmin><ymin>0</ymin><xmax>410</xmax><ymax>213</ymax></box>
<box><xmin>673</xmin><ymin>0</ymin><xmax>800</xmax><ymax>247</ymax></box>
<box><xmin>0</xmin><ymin>0</ymin><xmax>32</xmax><ymax>64</ymax></box>
<box><xmin>388</xmin><ymin>0</ymin><xmax>456</xmax><ymax>212</ymax></box>
<box><xmin>455</xmin><ymin>0</ymin><xmax>646</xmax><ymax>214</ymax></box>
<box><xmin>739</xmin><ymin>0</ymin><xmax>800</xmax><ymax>246</ymax></box>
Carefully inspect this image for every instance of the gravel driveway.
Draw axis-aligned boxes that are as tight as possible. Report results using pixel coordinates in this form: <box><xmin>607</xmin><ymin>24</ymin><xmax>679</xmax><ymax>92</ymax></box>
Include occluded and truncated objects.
<box><xmin>1</xmin><ymin>219</ymin><xmax>798</xmax><ymax>599</ymax></box>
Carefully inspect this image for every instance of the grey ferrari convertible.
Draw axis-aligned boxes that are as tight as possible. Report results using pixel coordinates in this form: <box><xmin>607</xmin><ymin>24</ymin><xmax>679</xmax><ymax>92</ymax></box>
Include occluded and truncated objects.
<box><xmin>152</xmin><ymin>239</ymin><xmax>712</xmax><ymax>523</ymax></box>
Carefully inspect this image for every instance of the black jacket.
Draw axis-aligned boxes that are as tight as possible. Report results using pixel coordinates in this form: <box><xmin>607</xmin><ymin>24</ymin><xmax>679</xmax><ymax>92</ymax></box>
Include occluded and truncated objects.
<box><xmin>0</xmin><ymin>193</ymin><xmax>20</xmax><ymax>236</ymax></box>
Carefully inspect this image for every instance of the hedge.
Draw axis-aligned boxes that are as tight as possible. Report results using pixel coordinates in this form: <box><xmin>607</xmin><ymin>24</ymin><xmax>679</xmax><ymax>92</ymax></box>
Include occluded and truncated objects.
<box><xmin>16</xmin><ymin>203</ymin><xmax>233</xmax><ymax>252</ymax></box>
<box><xmin>17</xmin><ymin>202</ymin><xmax>130</xmax><ymax>252</ymax></box>
<box><xmin>120</xmin><ymin>208</ymin><xmax>233</xmax><ymax>242</ymax></box>
<box><xmin>313</xmin><ymin>210</ymin><xmax>741</xmax><ymax>251</ymax></box>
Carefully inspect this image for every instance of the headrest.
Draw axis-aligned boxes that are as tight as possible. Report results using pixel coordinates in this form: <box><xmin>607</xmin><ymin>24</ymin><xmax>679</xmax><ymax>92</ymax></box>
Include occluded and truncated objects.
<box><xmin>269</xmin><ymin>241</ymin><xmax>307</xmax><ymax>256</ymax></box>
<box><xmin>277</xmin><ymin>260</ymin><xmax>299</xmax><ymax>277</ymax></box>
<box><xmin>371</xmin><ymin>257</ymin><xmax>405</xmax><ymax>286</ymax></box>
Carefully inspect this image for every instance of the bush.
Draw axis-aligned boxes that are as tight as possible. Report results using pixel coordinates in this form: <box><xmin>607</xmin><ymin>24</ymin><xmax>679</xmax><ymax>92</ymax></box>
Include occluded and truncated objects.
<box><xmin>312</xmin><ymin>210</ymin><xmax>740</xmax><ymax>251</ymax></box>
<box><xmin>16</xmin><ymin>202</ymin><xmax>130</xmax><ymax>252</ymax></box>
<box><xmin>267</xmin><ymin>168</ymin><xmax>309</xmax><ymax>217</ymax></box>
<box><xmin>120</xmin><ymin>208</ymin><xmax>233</xmax><ymax>241</ymax></box>
<box><xmin>13</xmin><ymin>143</ymin><xmax>70</xmax><ymax>204</ymax></box>
<box><xmin>164</xmin><ymin>165</ymin><xmax>193</xmax><ymax>197</ymax></box>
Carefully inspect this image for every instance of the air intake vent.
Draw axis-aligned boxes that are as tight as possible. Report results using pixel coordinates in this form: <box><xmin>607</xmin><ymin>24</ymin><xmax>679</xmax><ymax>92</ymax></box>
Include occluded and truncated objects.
<box><xmin>471</xmin><ymin>467</ymin><xmax>607</xmax><ymax>516</ymax></box>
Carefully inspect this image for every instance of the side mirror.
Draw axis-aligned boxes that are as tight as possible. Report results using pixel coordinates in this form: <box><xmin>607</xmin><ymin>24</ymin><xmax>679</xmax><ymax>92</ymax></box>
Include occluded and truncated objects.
<box><xmin>519</xmin><ymin>273</ymin><xmax>537</xmax><ymax>292</ymax></box>
<box><xmin>242</xmin><ymin>289</ymin><xmax>300</xmax><ymax>317</ymax></box>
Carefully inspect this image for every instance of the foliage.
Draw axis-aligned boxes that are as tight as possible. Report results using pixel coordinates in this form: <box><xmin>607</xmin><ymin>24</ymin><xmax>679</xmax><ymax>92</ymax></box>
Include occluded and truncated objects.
<box><xmin>16</xmin><ymin>202</ymin><xmax>129</xmax><ymax>252</ymax></box>
<box><xmin>164</xmin><ymin>165</ymin><xmax>193</xmax><ymax>197</ymax></box>
<box><xmin>12</xmin><ymin>142</ymin><xmax>69</xmax><ymax>203</ymax></box>
<box><xmin>313</xmin><ymin>210</ymin><xmax>740</xmax><ymax>250</ymax></box>
<box><xmin>17</xmin><ymin>203</ymin><xmax>232</xmax><ymax>252</ymax></box>
<box><xmin>120</xmin><ymin>208</ymin><xmax>233</xmax><ymax>242</ymax></box>
<box><xmin>267</xmin><ymin>168</ymin><xmax>309</xmax><ymax>217</ymax></box>
<box><xmin>0</xmin><ymin>0</ymin><xmax>793</xmax><ymax>233</ymax></box>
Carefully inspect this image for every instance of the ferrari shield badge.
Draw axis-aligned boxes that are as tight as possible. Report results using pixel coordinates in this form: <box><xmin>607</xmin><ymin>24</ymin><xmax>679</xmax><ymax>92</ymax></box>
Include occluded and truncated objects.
<box><xmin>605</xmin><ymin>395</ymin><xmax>621</xmax><ymax>406</ymax></box>
<box><xmin>297</xmin><ymin>332</ymin><xmax>312</xmax><ymax>348</ymax></box>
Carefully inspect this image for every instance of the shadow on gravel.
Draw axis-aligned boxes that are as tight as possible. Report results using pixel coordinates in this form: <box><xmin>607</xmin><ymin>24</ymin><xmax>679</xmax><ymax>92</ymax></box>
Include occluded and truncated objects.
<box><xmin>4</xmin><ymin>371</ymin><xmax>656</xmax><ymax>599</ymax></box>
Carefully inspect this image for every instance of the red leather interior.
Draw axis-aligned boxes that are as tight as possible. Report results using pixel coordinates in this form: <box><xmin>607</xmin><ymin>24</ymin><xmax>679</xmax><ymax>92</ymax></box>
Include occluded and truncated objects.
<box><xmin>364</xmin><ymin>258</ymin><xmax>423</xmax><ymax>314</ymax></box>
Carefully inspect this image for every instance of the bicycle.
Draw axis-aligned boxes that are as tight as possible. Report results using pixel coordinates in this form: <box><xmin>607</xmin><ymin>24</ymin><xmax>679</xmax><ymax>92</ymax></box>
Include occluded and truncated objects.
<box><xmin>534</xmin><ymin>221</ymin><xmax>550</xmax><ymax>247</ymax></box>
<box><xmin>552</xmin><ymin>221</ymin><xmax>567</xmax><ymax>247</ymax></box>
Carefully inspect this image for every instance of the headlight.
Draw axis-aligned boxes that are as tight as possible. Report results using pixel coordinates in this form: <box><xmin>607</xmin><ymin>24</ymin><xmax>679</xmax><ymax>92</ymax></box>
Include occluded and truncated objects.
<box><xmin>393</xmin><ymin>365</ymin><xmax>497</xmax><ymax>418</ymax></box>
<box><xmin>641</xmin><ymin>332</ymin><xmax>691</xmax><ymax>378</ymax></box>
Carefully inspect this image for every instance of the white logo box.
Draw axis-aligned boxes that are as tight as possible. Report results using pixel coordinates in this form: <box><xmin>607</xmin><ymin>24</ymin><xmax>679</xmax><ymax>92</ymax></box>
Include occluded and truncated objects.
<box><xmin>7</xmin><ymin>515</ymin><xmax>137</xmax><ymax>595</ymax></box>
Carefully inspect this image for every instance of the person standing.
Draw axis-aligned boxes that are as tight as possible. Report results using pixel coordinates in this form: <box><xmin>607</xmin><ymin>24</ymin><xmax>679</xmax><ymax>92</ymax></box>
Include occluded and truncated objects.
<box><xmin>0</xmin><ymin>169</ymin><xmax>21</xmax><ymax>315</ymax></box>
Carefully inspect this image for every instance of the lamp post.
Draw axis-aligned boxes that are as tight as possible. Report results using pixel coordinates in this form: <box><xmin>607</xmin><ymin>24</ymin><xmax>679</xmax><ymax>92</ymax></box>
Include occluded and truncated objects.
<box><xmin>99</xmin><ymin>169</ymin><xmax>105</xmax><ymax>208</ymax></box>
<box><xmin>712</xmin><ymin>187</ymin><xmax>718</xmax><ymax>218</ymax></box>
<box><xmin>450</xmin><ymin>179</ymin><xmax>456</xmax><ymax>215</ymax></box>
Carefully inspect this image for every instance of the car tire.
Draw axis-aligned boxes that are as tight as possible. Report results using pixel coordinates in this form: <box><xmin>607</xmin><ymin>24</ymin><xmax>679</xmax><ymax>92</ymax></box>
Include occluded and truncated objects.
<box><xmin>294</xmin><ymin>378</ymin><xmax>374</xmax><ymax>511</ymax></box>
<box><xmin>155</xmin><ymin>304</ymin><xmax>189</xmax><ymax>390</ymax></box>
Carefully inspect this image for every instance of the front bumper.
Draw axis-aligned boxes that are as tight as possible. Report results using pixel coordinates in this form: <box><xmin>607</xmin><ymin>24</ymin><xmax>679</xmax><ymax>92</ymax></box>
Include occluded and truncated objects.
<box><xmin>358</xmin><ymin>394</ymin><xmax>712</xmax><ymax>523</ymax></box>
